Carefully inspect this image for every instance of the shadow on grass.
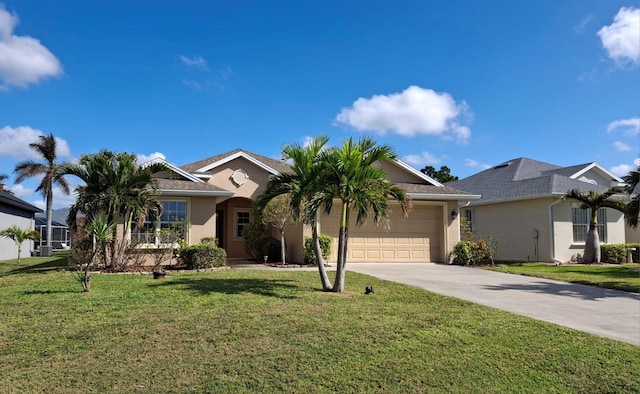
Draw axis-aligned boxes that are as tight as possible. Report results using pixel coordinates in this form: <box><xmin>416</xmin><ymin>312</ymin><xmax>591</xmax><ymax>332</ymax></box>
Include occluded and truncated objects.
<box><xmin>483</xmin><ymin>281</ymin><xmax>640</xmax><ymax>301</ymax></box>
<box><xmin>0</xmin><ymin>257</ymin><xmax>69</xmax><ymax>277</ymax></box>
<box><xmin>151</xmin><ymin>277</ymin><xmax>301</xmax><ymax>299</ymax></box>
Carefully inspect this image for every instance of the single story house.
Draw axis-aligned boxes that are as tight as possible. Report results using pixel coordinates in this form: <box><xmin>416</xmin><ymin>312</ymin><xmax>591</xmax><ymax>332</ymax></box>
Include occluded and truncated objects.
<box><xmin>137</xmin><ymin>148</ymin><xmax>480</xmax><ymax>263</ymax></box>
<box><xmin>446</xmin><ymin>157</ymin><xmax>627</xmax><ymax>263</ymax></box>
<box><xmin>0</xmin><ymin>190</ymin><xmax>43</xmax><ymax>261</ymax></box>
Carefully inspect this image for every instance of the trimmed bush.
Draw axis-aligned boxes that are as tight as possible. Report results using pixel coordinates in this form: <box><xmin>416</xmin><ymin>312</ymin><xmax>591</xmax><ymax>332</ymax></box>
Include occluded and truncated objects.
<box><xmin>304</xmin><ymin>235</ymin><xmax>333</xmax><ymax>264</ymax></box>
<box><xmin>242</xmin><ymin>222</ymin><xmax>281</xmax><ymax>262</ymax></box>
<box><xmin>452</xmin><ymin>240</ymin><xmax>489</xmax><ymax>265</ymax></box>
<box><xmin>601</xmin><ymin>244</ymin><xmax>626</xmax><ymax>264</ymax></box>
<box><xmin>179</xmin><ymin>244</ymin><xmax>227</xmax><ymax>269</ymax></box>
<box><xmin>200</xmin><ymin>237</ymin><xmax>218</xmax><ymax>246</ymax></box>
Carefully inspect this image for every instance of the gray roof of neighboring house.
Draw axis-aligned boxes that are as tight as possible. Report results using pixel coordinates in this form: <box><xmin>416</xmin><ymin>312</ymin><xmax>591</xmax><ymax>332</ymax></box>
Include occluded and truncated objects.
<box><xmin>0</xmin><ymin>190</ymin><xmax>43</xmax><ymax>214</ymax></box>
<box><xmin>36</xmin><ymin>207</ymin><xmax>71</xmax><ymax>225</ymax></box>
<box><xmin>180</xmin><ymin>148</ymin><xmax>292</xmax><ymax>175</ymax></box>
<box><xmin>446</xmin><ymin>157</ymin><xmax>614</xmax><ymax>204</ymax></box>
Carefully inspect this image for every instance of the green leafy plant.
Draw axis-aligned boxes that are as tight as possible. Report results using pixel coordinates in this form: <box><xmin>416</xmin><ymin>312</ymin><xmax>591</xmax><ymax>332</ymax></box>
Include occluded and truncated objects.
<box><xmin>178</xmin><ymin>244</ymin><xmax>227</xmax><ymax>269</ymax></box>
<box><xmin>600</xmin><ymin>244</ymin><xmax>628</xmax><ymax>264</ymax></box>
<box><xmin>304</xmin><ymin>235</ymin><xmax>333</xmax><ymax>264</ymax></box>
<box><xmin>0</xmin><ymin>225</ymin><xmax>41</xmax><ymax>264</ymax></box>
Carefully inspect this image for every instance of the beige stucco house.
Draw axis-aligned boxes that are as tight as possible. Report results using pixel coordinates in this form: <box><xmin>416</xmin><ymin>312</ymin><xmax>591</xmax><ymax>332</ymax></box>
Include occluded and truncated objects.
<box><xmin>140</xmin><ymin>148</ymin><xmax>480</xmax><ymax>264</ymax></box>
<box><xmin>0</xmin><ymin>190</ymin><xmax>42</xmax><ymax>261</ymax></box>
<box><xmin>447</xmin><ymin>158</ymin><xmax>628</xmax><ymax>263</ymax></box>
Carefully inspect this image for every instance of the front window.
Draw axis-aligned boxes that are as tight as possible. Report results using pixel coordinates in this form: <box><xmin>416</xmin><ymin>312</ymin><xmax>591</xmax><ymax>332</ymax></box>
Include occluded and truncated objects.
<box><xmin>572</xmin><ymin>207</ymin><xmax>607</xmax><ymax>243</ymax></box>
<box><xmin>236</xmin><ymin>210</ymin><xmax>251</xmax><ymax>239</ymax></box>
<box><xmin>132</xmin><ymin>200</ymin><xmax>188</xmax><ymax>245</ymax></box>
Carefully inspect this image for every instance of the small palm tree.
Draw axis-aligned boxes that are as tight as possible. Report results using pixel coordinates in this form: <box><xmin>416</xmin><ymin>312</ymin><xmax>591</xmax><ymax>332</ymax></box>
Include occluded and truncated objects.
<box><xmin>564</xmin><ymin>189</ymin><xmax>625</xmax><ymax>264</ymax></box>
<box><xmin>255</xmin><ymin>136</ymin><xmax>333</xmax><ymax>289</ymax></box>
<box><xmin>14</xmin><ymin>133</ymin><xmax>70</xmax><ymax>256</ymax></box>
<box><xmin>313</xmin><ymin>137</ymin><xmax>411</xmax><ymax>292</ymax></box>
<box><xmin>623</xmin><ymin>166</ymin><xmax>640</xmax><ymax>228</ymax></box>
<box><xmin>0</xmin><ymin>225</ymin><xmax>41</xmax><ymax>264</ymax></box>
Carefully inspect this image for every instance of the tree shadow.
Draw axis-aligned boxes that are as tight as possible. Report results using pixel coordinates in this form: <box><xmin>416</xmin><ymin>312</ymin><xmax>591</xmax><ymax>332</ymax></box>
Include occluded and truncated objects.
<box><xmin>150</xmin><ymin>277</ymin><xmax>301</xmax><ymax>299</ymax></box>
<box><xmin>482</xmin><ymin>281</ymin><xmax>640</xmax><ymax>301</ymax></box>
<box><xmin>0</xmin><ymin>257</ymin><xmax>69</xmax><ymax>277</ymax></box>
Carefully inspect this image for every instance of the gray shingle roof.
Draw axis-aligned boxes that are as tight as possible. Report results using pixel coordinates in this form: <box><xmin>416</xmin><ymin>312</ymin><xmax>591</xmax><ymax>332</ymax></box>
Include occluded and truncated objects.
<box><xmin>0</xmin><ymin>190</ymin><xmax>43</xmax><ymax>214</ymax></box>
<box><xmin>447</xmin><ymin>158</ymin><xmax>612</xmax><ymax>204</ymax></box>
<box><xmin>157</xmin><ymin>179</ymin><xmax>232</xmax><ymax>194</ymax></box>
<box><xmin>180</xmin><ymin>148</ymin><xmax>292</xmax><ymax>174</ymax></box>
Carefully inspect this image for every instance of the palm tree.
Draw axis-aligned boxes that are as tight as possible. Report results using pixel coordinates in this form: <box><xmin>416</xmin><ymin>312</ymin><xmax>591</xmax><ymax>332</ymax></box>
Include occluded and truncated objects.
<box><xmin>312</xmin><ymin>137</ymin><xmax>411</xmax><ymax>292</ymax></box>
<box><xmin>623</xmin><ymin>166</ymin><xmax>640</xmax><ymax>228</ymax></box>
<box><xmin>0</xmin><ymin>174</ymin><xmax>8</xmax><ymax>190</ymax></box>
<box><xmin>13</xmin><ymin>133</ymin><xmax>70</xmax><ymax>256</ymax></box>
<box><xmin>61</xmin><ymin>151</ymin><xmax>165</xmax><ymax>269</ymax></box>
<box><xmin>0</xmin><ymin>225</ymin><xmax>41</xmax><ymax>264</ymax></box>
<box><xmin>564</xmin><ymin>189</ymin><xmax>625</xmax><ymax>264</ymax></box>
<box><xmin>255</xmin><ymin>136</ymin><xmax>333</xmax><ymax>290</ymax></box>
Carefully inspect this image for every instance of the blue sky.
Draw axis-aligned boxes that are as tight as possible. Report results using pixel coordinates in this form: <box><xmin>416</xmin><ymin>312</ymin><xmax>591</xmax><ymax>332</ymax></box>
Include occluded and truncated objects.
<box><xmin>0</xmin><ymin>1</ymin><xmax>638</xmax><ymax>210</ymax></box>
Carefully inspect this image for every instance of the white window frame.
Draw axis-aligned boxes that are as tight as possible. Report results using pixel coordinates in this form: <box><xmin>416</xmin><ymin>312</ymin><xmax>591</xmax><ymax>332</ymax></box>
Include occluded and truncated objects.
<box><xmin>132</xmin><ymin>200</ymin><xmax>189</xmax><ymax>246</ymax></box>
<box><xmin>571</xmin><ymin>206</ymin><xmax>607</xmax><ymax>244</ymax></box>
<box><xmin>234</xmin><ymin>209</ymin><xmax>251</xmax><ymax>240</ymax></box>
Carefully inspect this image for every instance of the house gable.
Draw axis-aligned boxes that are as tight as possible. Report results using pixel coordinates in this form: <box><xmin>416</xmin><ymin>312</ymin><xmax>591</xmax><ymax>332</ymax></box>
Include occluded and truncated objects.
<box><xmin>378</xmin><ymin>159</ymin><xmax>443</xmax><ymax>186</ymax></box>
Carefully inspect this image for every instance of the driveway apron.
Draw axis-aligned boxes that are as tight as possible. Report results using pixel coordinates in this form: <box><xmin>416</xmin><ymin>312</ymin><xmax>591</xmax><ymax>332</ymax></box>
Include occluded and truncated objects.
<box><xmin>347</xmin><ymin>263</ymin><xmax>640</xmax><ymax>346</ymax></box>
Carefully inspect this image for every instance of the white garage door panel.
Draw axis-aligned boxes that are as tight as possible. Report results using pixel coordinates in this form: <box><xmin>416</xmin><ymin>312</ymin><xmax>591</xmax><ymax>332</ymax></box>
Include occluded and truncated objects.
<box><xmin>322</xmin><ymin>205</ymin><xmax>442</xmax><ymax>263</ymax></box>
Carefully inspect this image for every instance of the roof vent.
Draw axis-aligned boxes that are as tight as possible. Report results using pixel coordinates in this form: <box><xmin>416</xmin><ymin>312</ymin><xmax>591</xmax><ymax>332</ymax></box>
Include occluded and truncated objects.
<box><xmin>493</xmin><ymin>162</ymin><xmax>512</xmax><ymax>169</ymax></box>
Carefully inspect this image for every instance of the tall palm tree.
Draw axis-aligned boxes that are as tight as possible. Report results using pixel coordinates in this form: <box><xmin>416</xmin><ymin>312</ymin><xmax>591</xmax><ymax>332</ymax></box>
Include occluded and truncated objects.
<box><xmin>623</xmin><ymin>166</ymin><xmax>640</xmax><ymax>228</ymax></box>
<box><xmin>0</xmin><ymin>174</ymin><xmax>8</xmax><ymax>190</ymax></box>
<box><xmin>0</xmin><ymin>225</ymin><xmax>41</xmax><ymax>264</ymax></box>
<box><xmin>13</xmin><ymin>133</ymin><xmax>70</xmax><ymax>256</ymax></box>
<box><xmin>255</xmin><ymin>136</ymin><xmax>333</xmax><ymax>289</ymax></box>
<box><xmin>564</xmin><ymin>189</ymin><xmax>625</xmax><ymax>264</ymax></box>
<box><xmin>311</xmin><ymin>137</ymin><xmax>411</xmax><ymax>292</ymax></box>
<box><xmin>61</xmin><ymin>151</ymin><xmax>166</xmax><ymax>269</ymax></box>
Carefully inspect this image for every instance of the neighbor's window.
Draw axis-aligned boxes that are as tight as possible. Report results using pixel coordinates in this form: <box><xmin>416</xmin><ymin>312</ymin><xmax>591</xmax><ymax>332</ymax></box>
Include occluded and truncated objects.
<box><xmin>132</xmin><ymin>200</ymin><xmax>187</xmax><ymax>244</ymax></box>
<box><xmin>235</xmin><ymin>210</ymin><xmax>251</xmax><ymax>239</ymax></box>
<box><xmin>572</xmin><ymin>207</ymin><xmax>607</xmax><ymax>243</ymax></box>
<box><xmin>463</xmin><ymin>209</ymin><xmax>473</xmax><ymax>233</ymax></box>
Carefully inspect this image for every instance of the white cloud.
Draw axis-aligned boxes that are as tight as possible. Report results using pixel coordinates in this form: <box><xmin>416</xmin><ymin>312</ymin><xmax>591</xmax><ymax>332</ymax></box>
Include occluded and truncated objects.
<box><xmin>179</xmin><ymin>55</ymin><xmax>209</xmax><ymax>71</ymax></box>
<box><xmin>597</xmin><ymin>7</ymin><xmax>640</xmax><ymax>66</ymax></box>
<box><xmin>464</xmin><ymin>159</ymin><xmax>491</xmax><ymax>170</ymax></box>
<box><xmin>8</xmin><ymin>183</ymin><xmax>34</xmax><ymax>198</ymax></box>
<box><xmin>334</xmin><ymin>85</ymin><xmax>472</xmax><ymax>143</ymax></box>
<box><xmin>0</xmin><ymin>5</ymin><xmax>63</xmax><ymax>88</ymax></box>
<box><xmin>613</xmin><ymin>141</ymin><xmax>633</xmax><ymax>152</ymax></box>
<box><xmin>607</xmin><ymin>117</ymin><xmax>640</xmax><ymax>135</ymax></box>
<box><xmin>402</xmin><ymin>151</ymin><xmax>441</xmax><ymax>167</ymax></box>
<box><xmin>136</xmin><ymin>151</ymin><xmax>166</xmax><ymax>165</ymax></box>
<box><xmin>611</xmin><ymin>162</ymin><xmax>640</xmax><ymax>177</ymax></box>
<box><xmin>573</xmin><ymin>15</ymin><xmax>594</xmax><ymax>34</ymax></box>
<box><xmin>0</xmin><ymin>126</ymin><xmax>72</xmax><ymax>160</ymax></box>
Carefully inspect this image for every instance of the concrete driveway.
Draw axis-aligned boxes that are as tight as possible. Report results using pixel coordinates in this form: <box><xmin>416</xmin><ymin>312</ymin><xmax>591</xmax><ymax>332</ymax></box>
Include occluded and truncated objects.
<box><xmin>347</xmin><ymin>263</ymin><xmax>640</xmax><ymax>346</ymax></box>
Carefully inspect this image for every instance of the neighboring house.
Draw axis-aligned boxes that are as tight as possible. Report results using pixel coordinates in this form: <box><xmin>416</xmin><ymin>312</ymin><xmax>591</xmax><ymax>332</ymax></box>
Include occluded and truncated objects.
<box><xmin>35</xmin><ymin>208</ymin><xmax>71</xmax><ymax>251</ymax></box>
<box><xmin>447</xmin><ymin>158</ymin><xmax>626</xmax><ymax>263</ymax></box>
<box><xmin>137</xmin><ymin>148</ymin><xmax>480</xmax><ymax>263</ymax></box>
<box><xmin>0</xmin><ymin>190</ymin><xmax>43</xmax><ymax>261</ymax></box>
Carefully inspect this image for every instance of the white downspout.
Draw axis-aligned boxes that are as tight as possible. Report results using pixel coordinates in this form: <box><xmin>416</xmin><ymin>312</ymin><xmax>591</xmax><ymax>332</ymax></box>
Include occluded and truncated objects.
<box><xmin>549</xmin><ymin>198</ymin><xmax>564</xmax><ymax>263</ymax></box>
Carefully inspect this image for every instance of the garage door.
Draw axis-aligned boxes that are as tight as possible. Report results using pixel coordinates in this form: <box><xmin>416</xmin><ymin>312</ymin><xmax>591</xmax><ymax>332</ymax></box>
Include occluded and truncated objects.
<box><xmin>320</xmin><ymin>205</ymin><xmax>442</xmax><ymax>263</ymax></box>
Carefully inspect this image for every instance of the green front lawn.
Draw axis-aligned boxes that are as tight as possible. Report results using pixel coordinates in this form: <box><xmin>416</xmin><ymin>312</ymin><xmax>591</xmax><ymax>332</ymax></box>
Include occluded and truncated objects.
<box><xmin>484</xmin><ymin>263</ymin><xmax>640</xmax><ymax>293</ymax></box>
<box><xmin>1</xmin><ymin>256</ymin><xmax>639</xmax><ymax>393</ymax></box>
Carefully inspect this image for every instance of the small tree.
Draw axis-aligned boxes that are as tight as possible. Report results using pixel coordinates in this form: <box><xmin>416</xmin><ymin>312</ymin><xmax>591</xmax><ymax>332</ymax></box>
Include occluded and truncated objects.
<box><xmin>0</xmin><ymin>225</ymin><xmax>41</xmax><ymax>264</ymax></box>
<box><xmin>81</xmin><ymin>214</ymin><xmax>115</xmax><ymax>291</ymax></box>
<box><xmin>420</xmin><ymin>165</ymin><xmax>459</xmax><ymax>183</ymax></box>
<box><xmin>259</xmin><ymin>194</ymin><xmax>296</xmax><ymax>264</ymax></box>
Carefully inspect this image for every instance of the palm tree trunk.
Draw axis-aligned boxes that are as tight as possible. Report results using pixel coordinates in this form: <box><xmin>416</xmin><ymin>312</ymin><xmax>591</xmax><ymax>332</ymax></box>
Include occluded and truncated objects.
<box><xmin>584</xmin><ymin>224</ymin><xmax>601</xmax><ymax>264</ymax></box>
<box><xmin>46</xmin><ymin>189</ymin><xmax>53</xmax><ymax>247</ymax></box>
<box><xmin>17</xmin><ymin>245</ymin><xmax>21</xmax><ymax>265</ymax></box>
<box><xmin>312</xmin><ymin>223</ymin><xmax>332</xmax><ymax>290</ymax></box>
<box><xmin>332</xmin><ymin>203</ymin><xmax>349</xmax><ymax>293</ymax></box>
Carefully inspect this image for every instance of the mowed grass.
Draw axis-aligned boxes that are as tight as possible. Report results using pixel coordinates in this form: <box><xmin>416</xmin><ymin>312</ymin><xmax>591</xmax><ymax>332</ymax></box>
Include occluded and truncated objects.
<box><xmin>1</xmin><ymin>256</ymin><xmax>639</xmax><ymax>393</ymax></box>
<box><xmin>485</xmin><ymin>262</ymin><xmax>640</xmax><ymax>293</ymax></box>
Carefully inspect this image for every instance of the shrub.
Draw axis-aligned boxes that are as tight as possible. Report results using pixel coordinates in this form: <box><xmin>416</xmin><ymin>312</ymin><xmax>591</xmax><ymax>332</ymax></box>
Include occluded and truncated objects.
<box><xmin>601</xmin><ymin>244</ymin><xmax>627</xmax><ymax>264</ymax></box>
<box><xmin>242</xmin><ymin>222</ymin><xmax>281</xmax><ymax>262</ymax></box>
<box><xmin>179</xmin><ymin>244</ymin><xmax>227</xmax><ymax>269</ymax></box>
<box><xmin>304</xmin><ymin>235</ymin><xmax>333</xmax><ymax>264</ymax></box>
<box><xmin>452</xmin><ymin>240</ymin><xmax>489</xmax><ymax>265</ymax></box>
<box><xmin>200</xmin><ymin>237</ymin><xmax>218</xmax><ymax>246</ymax></box>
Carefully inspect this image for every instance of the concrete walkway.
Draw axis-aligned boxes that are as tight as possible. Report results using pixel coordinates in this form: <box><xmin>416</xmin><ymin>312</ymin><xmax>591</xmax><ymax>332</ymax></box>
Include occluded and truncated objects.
<box><xmin>346</xmin><ymin>263</ymin><xmax>640</xmax><ymax>346</ymax></box>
